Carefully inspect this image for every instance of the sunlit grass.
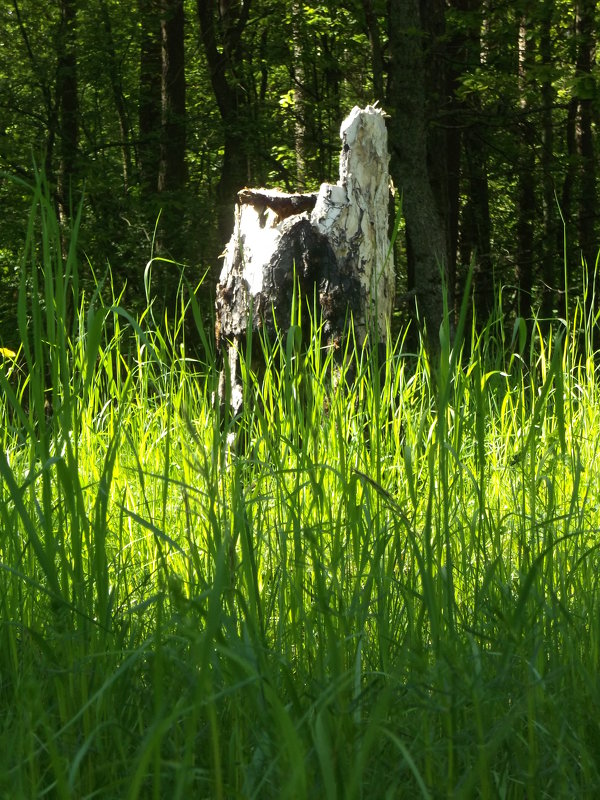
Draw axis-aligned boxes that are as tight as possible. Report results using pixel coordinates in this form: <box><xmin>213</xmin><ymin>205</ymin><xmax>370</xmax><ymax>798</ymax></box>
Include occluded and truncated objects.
<box><xmin>1</xmin><ymin>175</ymin><xmax>600</xmax><ymax>797</ymax></box>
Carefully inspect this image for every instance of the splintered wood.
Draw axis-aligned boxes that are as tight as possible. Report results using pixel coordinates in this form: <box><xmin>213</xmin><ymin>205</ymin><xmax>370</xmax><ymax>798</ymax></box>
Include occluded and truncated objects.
<box><xmin>215</xmin><ymin>104</ymin><xmax>394</xmax><ymax>412</ymax></box>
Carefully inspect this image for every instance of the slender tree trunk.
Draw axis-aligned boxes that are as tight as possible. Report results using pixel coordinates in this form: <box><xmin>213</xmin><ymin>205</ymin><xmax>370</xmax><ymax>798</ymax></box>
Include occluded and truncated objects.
<box><xmin>156</xmin><ymin>0</ymin><xmax>187</xmax><ymax>270</ymax></box>
<box><xmin>159</xmin><ymin>0</ymin><xmax>186</xmax><ymax>196</ymax></box>
<box><xmin>422</xmin><ymin>0</ymin><xmax>454</xmax><ymax>297</ymax></box>
<box><xmin>138</xmin><ymin>0</ymin><xmax>162</xmax><ymax>199</ymax></box>
<box><xmin>445</xmin><ymin>81</ymin><xmax>462</xmax><ymax>320</ymax></box>
<box><xmin>515</xmin><ymin>15</ymin><xmax>535</xmax><ymax>321</ymax></box>
<box><xmin>99</xmin><ymin>0</ymin><xmax>132</xmax><ymax>191</ymax></box>
<box><xmin>360</xmin><ymin>0</ymin><xmax>385</xmax><ymax>100</ymax></box>
<box><xmin>574</xmin><ymin>0</ymin><xmax>598</xmax><ymax>299</ymax></box>
<box><xmin>453</xmin><ymin>0</ymin><xmax>492</xmax><ymax>324</ymax></box>
<box><xmin>12</xmin><ymin>0</ymin><xmax>58</xmax><ymax>182</ymax></box>
<box><xmin>292</xmin><ymin>0</ymin><xmax>308</xmax><ymax>188</ymax></box>
<box><xmin>320</xmin><ymin>32</ymin><xmax>343</xmax><ymax>183</ymax></box>
<box><xmin>219</xmin><ymin>124</ymin><xmax>249</xmax><ymax>237</ymax></box>
<box><xmin>462</xmin><ymin>124</ymin><xmax>492</xmax><ymax>321</ymax></box>
<box><xmin>388</xmin><ymin>0</ymin><xmax>448</xmax><ymax>344</ymax></box>
<box><xmin>197</xmin><ymin>0</ymin><xmax>252</xmax><ymax>247</ymax></box>
<box><xmin>56</xmin><ymin>0</ymin><xmax>78</xmax><ymax>225</ymax></box>
<box><xmin>558</xmin><ymin>97</ymin><xmax>578</xmax><ymax>318</ymax></box>
<box><xmin>539</xmin><ymin>0</ymin><xmax>556</xmax><ymax>322</ymax></box>
<box><xmin>515</xmin><ymin>145</ymin><xmax>536</xmax><ymax>323</ymax></box>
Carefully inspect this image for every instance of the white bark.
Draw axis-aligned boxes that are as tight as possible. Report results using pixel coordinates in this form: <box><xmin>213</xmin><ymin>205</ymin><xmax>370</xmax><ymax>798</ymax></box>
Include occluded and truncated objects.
<box><xmin>215</xmin><ymin>105</ymin><xmax>394</xmax><ymax>411</ymax></box>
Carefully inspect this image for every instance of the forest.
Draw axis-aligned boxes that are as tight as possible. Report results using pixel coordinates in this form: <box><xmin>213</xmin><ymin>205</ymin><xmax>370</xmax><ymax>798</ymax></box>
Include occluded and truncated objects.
<box><xmin>2</xmin><ymin>2</ymin><xmax>600</xmax><ymax>798</ymax></box>
<box><xmin>1</xmin><ymin>0</ymin><xmax>599</xmax><ymax>346</ymax></box>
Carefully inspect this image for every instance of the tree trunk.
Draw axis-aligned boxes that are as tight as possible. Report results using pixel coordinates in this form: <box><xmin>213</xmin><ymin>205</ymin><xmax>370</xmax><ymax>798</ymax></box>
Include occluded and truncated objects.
<box><xmin>292</xmin><ymin>0</ymin><xmax>308</xmax><ymax>188</ymax></box>
<box><xmin>216</xmin><ymin>106</ymin><xmax>394</xmax><ymax>411</ymax></box>
<box><xmin>151</xmin><ymin>0</ymin><xmax>187</xmax><ymax>309</ymax></box>
<box><xmin>515</xmin><ymin>147</ymin><xmax>535</xmax><ymax>325</ymax></box>
<box><xmin>454</xmin><ymin>0</ymin><xmax>493</xmax><ymax>324</ymax></box>
<box><xmin>515</xmin><ymin>15</ymin><xmax>535</xmax><ymax>322</ymax></box>
<box><xmin>574</xmin><ymin>0</ymin><xmax>598</xmax><ymax>299</ymax></box>
<box><xmin>559</xmin><ymin>98</ymin><xmax>578</xmax><ymax>318</ymax></box>
<box><xmin>12</xmin><ymin>0</ymin><xmax>58</xmax><ymax>183</ymax></box>
<box><xmin>360</xmin><ymin>0</ymin><xmax>385</xmax><ymax>101</ymax></box>
<box><xmin>539</xmin><ymin>0</ymin><xmax>556</xmax><ymax>322</ymax></box>
<box><xmin>56</xmin><ymin>0</ymin><xmax>79</xmax><ymax>225</ymax></box>
<box><xmin>99</xmin><ymin>0</ymin><xmax>132</xmax><ymax>191</ymax></box>
<box><xmin>138</xmin><ymin>0</ymin><xmax>162</xmax><ymax>199</ymax></box>
<box><xmin>312</xmin><ymin>106</ymin><xmax>395</xmax><ymax>341</ymax></box>
<box><xmin>462</xmin><ymin>124</ymin><xmax>492</xmax><ymax>322</ymax></box>
<box><xmin>422</xmin><ymin>0</ymin><xmax>452</xmax><ymax>257</ymax></box>
<box><xmin>158</xmin><ymin>0</ymin><xmax>186</xmax><ymax>197</ymax></box>
<box><xmin>387</xmin><ymin>0</ymin><xmax>448</xmax><ymax>344</ymax></box>
<box><xmin>197</xmin><ymin>0</ymin><xmax>252</xmax><ymax>247</ymax></box>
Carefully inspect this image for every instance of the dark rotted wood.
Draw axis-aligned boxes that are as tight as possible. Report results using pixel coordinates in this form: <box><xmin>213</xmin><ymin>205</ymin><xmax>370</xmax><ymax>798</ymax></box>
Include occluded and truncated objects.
<box><xmin>216</xmin><ymin>105</ymin><xmax>394</xmax><ymax>414</ymax></box>
<box><xmin>237</xmin><ymin>188</ymin><xmax>317</xmax><ymax>221</ymax></box>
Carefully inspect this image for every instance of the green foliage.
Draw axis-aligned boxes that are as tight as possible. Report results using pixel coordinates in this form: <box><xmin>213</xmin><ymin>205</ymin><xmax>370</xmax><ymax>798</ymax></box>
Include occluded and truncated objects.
<box><xmin>2</xmin><ymin>167</ymin><xmax>600</xmax><ymax>798</ymax></box>
<box><xmin>1</xmin><ymin>0</ymin><xmax>599</xmax><ymax>329</ymax></box>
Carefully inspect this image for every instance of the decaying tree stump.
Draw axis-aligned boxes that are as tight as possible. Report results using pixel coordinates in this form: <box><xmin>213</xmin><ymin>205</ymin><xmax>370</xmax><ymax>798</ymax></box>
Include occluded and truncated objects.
<box><xmin>215</xmin><ymin>104</ymin><xmax>394</xmax><ymax>412</ymax></box>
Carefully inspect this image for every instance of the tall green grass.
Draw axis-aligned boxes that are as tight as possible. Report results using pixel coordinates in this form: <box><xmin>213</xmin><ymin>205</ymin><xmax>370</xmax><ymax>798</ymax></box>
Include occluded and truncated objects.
<box><xmin>1</xmin><ymin>176</ymin><xmax>600</xmax><ymax>798</ymax></box>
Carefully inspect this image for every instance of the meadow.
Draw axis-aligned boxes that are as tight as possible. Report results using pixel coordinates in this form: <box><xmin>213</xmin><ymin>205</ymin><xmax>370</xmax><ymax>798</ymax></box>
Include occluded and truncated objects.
<box><xmin>1</xmin><ymin>180</ymin><xmax>600</xmax><ymax>799</ymax></box>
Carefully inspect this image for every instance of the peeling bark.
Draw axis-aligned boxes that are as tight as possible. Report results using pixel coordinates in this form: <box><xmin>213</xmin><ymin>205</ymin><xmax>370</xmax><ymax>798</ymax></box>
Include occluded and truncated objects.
<box><xmin>215</xmin><ymin>105</ymin><xmax>394</xmax><ymax>412</ymax></box>
<box><xmin>312</xmin><ymin>105</ymin><xmax>395</xmax><ymax>342</ymax></box>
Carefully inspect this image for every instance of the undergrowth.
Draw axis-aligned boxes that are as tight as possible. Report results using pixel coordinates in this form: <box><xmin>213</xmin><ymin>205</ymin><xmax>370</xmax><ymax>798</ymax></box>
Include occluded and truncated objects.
<box><xmin>1</xmin><ymin>176</ymin><xmax>600</xmax><ymax>798</ymax></box>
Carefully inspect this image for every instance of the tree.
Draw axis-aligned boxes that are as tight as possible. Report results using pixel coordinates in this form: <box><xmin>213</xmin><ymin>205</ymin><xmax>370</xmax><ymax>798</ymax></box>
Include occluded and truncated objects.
<box><xmin>2</xmin><ymin>0</ymin><xmax>600</xmax><ymax>347</ymax></box>
<box><xmin>515</xmin><ymin>11</ymin><xmax>536</xmax><ymax>322</ymax></box>
<box><xmin>387</xmin><ymin>0</ymin><xmax>449</xmax><ymax>342</ymax></box>
<box><xmin>359</xmin><ymin>0</ymin><xmax>386</xmax><ymax>100</ymax></box>
<box><xmin>159</xmin><ymin>0</ymin><xmax>187</xmax><ymax>198</ymax></box>
<box><xmin>56</xmin><ymin>0</ymin><xmax>79</xmax><ymax>226</ymax></box>
<box><xmin>197</xmin><ymin>0</ymin><xmax>253</xmax><ymax>245</ymax></box>
<box><xmin>539</xmin><ymin>0</ymin><xmax>558</xmax><ymax>321</ymax></box>
<box><xmin>157</xmin><ymin>0</ymin><xmax>187</xmax><ymax>267</ymax></box>
<box><xmin>573</xmin><ymin>0</ymin><xmax>598</xmax><ymax>303</ymax></box>
<box><xmin>291</xmin><ymin>0</ymin><xmax>308</xmax><ymax>187</ymax></box>
<box><xmin>138</xmin><ymin>0</ymin><xmax>162</xmax><ymax>200</ymax></box>
<box><xmin>99</xmin><ymin>0</ymin><xmax>133</xmax><ymax>191</ymax></box>
<box><xmin>452</xmin><ymin>0</ymin><xmax>493</xmax><ymax>324</ymax></box>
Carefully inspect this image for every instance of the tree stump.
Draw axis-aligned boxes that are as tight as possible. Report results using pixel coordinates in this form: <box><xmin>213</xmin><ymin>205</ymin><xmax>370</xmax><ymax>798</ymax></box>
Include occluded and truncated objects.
<box><xmin>215</xmin><ymin>104</ymin><xmax>394</xmax><ymax>412</ymax></box>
